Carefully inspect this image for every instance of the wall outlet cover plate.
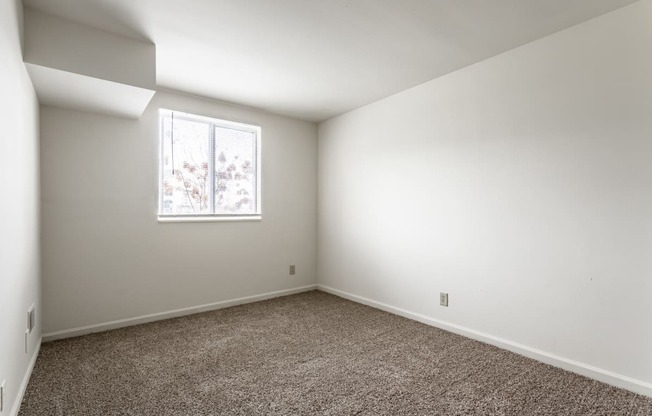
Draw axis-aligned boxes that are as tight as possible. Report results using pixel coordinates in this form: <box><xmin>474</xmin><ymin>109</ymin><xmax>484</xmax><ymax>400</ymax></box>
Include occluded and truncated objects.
<box><xmin>1</xmin><ymin>379</ymin><xmax>5</xmax><ymax>412</ymax></box>
<box><xmin>440</xmin><ymin>292</ymin><xmax>449</xmax><ymax>307</ymax></box>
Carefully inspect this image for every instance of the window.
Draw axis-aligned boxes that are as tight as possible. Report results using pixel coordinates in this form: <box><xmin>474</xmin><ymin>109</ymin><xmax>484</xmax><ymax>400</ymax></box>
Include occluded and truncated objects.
<box><xmin>158</xmin><ymin>109</ymin><xmax>261</xmax><ymax>220</ymax></box>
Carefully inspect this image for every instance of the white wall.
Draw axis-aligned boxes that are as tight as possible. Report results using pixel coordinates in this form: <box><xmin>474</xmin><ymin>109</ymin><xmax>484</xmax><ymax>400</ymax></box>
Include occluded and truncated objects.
<box><xmin>41</xmin><ymin>90</ymin><xmax>318</xmax><ymax>334</ymax></box>
<box><xmin>0</xmin><ymin>0</ymin><xmax>41</xmax><ymax>414</ymax></box>
<box><xmin>319</xmin><ymin>0</ymin><xmax>652</xmax><ymax>394</ymax></box>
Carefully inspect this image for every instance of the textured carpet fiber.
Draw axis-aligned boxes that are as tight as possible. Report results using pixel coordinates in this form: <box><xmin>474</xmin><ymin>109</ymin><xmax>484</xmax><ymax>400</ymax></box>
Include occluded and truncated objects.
<box><xmin>20</xmin><ymin>291</ymin><xmax>652</xmax><ymax>415</ymax></box>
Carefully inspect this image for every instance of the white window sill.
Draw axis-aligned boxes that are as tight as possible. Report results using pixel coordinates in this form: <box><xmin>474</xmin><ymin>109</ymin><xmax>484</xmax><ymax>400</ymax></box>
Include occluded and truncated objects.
<box><xmin>158</xmin><ymin>215</ymin><xmax>262</xmax><ymax>223</ymax></box>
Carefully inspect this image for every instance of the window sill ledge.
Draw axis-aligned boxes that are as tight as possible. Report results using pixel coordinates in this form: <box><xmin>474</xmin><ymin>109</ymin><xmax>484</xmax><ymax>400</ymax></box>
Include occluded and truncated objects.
<box><xmin>158</xmin><ymin>215</ymin><xmax>262</xmax><ymax>223</ymax></box>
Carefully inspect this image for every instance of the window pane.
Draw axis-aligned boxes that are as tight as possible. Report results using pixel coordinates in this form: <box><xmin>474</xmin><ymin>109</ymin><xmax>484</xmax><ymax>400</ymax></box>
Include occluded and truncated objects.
<box><xmin>214</xmin><ymin>126</ymin><xmax>257</xmax><ymax>214</ymax></box>
<box><xmin>161</xmin><ymin>116</ymin><xmax>211</xmax><ymax>214</ymax></box>
<box><xmin>159</xmin><ymin>109</ymin><xmax>261</xmax><ymax>219</ymax></box>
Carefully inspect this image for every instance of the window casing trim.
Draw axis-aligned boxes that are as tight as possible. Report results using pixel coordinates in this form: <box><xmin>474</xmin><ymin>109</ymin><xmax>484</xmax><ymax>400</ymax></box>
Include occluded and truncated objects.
<box><xmin>158</xmin><ymin>108</ymin><xmax>262</xmax><ymax>219</ymax></box>
<box><xmin>157</xmin><ymin>214</ymin><xmax>262</xmax><ymax>223</ymax></box>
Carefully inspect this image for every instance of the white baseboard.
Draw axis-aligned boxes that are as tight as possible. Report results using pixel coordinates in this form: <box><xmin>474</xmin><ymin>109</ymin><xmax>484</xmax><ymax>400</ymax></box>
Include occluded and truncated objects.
<box><xmin>11</xmin><ymin>336</ymin><xmax>41</xmax><ymax>416</ymax></box>
<box><xmin>317</xmin><ymin>284</ymin><xmax>652</xmax><ymax>398</ymax></box>
<box><xmin>43</xmin><ymin>285</ymin><xmax>318</xmax><ymax>342</ymax></box>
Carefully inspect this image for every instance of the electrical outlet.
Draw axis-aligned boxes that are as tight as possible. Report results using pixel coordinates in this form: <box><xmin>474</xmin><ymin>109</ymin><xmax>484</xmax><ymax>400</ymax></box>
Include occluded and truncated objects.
<box><xmin>27</xmin><ymin>304</ymin><xmax>35</xmax><ymax>334</ymax></box>
<box><xmin>289</xmin><ymin>265</ymin><xmax>296</xmax><ymax>275</ymax></box>
<box><xmin>440</xmin><ymin>292</ymin><xmax>449</xmax><ymax>307</ymax></box>
<box><xmin>1</xmin><ymin>379</ymin><xmax>5</xmax><ymax>412</ymax></box>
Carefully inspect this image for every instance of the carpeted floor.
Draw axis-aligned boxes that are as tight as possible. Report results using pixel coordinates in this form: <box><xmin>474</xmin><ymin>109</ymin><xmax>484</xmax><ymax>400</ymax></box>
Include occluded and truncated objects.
<box><xmin>19</xmin><ymin>291</ymin><xmax>652</xmax><ymax>415</ymax></box>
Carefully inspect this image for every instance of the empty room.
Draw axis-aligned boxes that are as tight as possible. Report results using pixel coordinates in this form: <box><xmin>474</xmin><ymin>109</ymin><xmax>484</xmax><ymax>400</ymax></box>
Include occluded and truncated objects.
<box><xmin>2</xmin><ymin>0</ymin><xmax>652</xmax><ymax>414</ymax></box>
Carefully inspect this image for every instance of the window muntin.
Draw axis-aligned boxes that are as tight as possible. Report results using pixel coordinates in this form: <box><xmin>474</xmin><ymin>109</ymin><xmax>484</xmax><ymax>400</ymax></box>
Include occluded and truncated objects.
<box><xmin>159</xmin><ymin>109</ymin><xmax>261</xmax><ymax>219</ymax></box>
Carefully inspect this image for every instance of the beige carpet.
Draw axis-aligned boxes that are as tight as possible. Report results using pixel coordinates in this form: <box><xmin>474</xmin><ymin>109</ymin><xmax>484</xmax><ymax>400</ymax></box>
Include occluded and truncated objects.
<box><xmin>19</xmin><ymin>291</ymin><xmax>652</xmax><ymax>415</ymax></box>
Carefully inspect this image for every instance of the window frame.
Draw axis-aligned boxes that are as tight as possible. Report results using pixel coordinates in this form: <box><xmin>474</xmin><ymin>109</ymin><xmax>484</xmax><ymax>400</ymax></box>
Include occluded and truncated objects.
<box><xmin>157</xmin><ymin>108</ymin><xmax>262</xmax><ymax>222</ymax></box>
